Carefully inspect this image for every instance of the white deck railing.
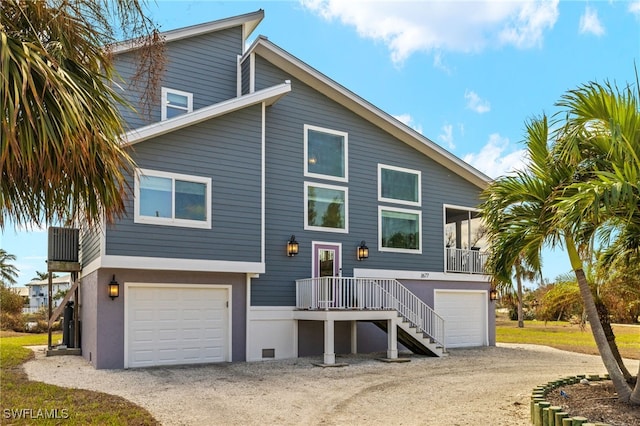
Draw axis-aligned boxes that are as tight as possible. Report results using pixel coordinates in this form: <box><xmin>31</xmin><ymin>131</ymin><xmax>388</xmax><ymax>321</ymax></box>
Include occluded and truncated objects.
<box><xmin>296</xmin><ymin>277</ymin><xmax>445</xmax><ymax>349</ymax></box>
<box><xmin>445</xmin><ymin>247</ymin><xmax>488</xmax><ymax>274</ymax></box>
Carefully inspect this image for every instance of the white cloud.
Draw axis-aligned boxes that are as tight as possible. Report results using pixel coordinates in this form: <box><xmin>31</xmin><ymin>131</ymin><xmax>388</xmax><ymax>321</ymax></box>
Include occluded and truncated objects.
<box><xmin>629</xmin><ymin>1</ymin><xmax>640</xmax><ymax>17</ymax></box>
<box><xmin>498</xmin><ymin>0</ymin><xmax>560</xmax><ymax>48</ymax></box>
<box><xmin>463</xmin><ymin>133</ymin><xmax>527</xmax><ymax>178</ymax></box>
<box><xmin>464</xmin><ymin>90</ymin><xmax>491</xmax><ymax>114</ymax></box>
<box><xmin>393</xmin><ymin>113</ymin><xmax>423</xmax><ymax>134</ymax></box>
<box><xmin>579</xmin><ymin>6</ymin><xmax>605</xmax><ymax>36</ymax></box>
<box><xmin>438</xmin><ymin>123</ymin><xmax>455</xmax><ymax>150</ymax></box>
<box><xmin>301</xmin><ymin>0</ymin><xmax>559</xmax><ymax>65</ymax></box>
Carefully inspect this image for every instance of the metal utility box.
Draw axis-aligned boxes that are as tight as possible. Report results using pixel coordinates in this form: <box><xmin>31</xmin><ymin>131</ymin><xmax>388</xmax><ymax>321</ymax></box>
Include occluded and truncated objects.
<box><xmin>48</xmin><ymin>227</ymin><xmax>80</xmax><ymax>263</ymax></box>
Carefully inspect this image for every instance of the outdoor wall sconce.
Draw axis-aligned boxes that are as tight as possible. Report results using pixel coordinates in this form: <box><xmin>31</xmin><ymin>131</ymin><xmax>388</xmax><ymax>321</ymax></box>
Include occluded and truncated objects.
<box><xmin>108</xmin><ymin>275</ymin><xmax>120</xmax><ymax>300</ymax></box>
<box><xmin>287</xmin><ymin>235</ymin><xmax>299</xmax><ymax>257</ymax></box>
<box><xmin>357</xmin><ymin>241</ymin><xmax>369</xmax><ymax>260</ymax></box>
<box><xmin>489</xmin><ymin>288</ymin><xmax>498</xmax><ymax>301</ymax></box>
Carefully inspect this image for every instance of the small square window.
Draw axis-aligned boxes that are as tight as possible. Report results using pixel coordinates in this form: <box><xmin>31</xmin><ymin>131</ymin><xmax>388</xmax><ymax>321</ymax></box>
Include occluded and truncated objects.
<box><xmin>161</xmin><ymin>88</ymin><xmax>193</xmax><ymax>120</ymax></box>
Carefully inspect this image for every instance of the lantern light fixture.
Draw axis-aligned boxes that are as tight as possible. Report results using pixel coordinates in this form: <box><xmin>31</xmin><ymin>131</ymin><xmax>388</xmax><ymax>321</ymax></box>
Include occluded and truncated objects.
<box><xmin>287</xmin><ymin>235</ymin><xmax>299</xmax><ymax>257</ymax></box>
<box><xmin>489</xmin><ymin>288</ymin><xmax>498</xmax><ymax>301</ymax></box>
<box><xmin>357</xmin><ymin>241</ymin><xmax>369</xmax><ymax>260</ymax></box>
<box><xmin>108</xmin><ymin>275</ymin><xmax>120</xmax><ymax>300</ymax></box>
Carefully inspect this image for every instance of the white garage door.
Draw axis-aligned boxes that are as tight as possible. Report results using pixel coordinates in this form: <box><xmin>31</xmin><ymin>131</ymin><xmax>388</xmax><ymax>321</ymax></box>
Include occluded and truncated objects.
<box><xmin>434</xmin><ymin>290</ymin><xmax>487</xmax><ymax>348</ymax></box>
<box><xmin>125</xmin><ymin>284</ymin><xmax>230</xmax><ymax>368</ymax></box>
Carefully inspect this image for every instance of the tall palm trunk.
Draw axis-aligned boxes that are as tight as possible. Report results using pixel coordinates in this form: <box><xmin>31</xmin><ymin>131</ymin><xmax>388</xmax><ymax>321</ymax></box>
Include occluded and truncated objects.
<box><xmin>566</xmin><ymin>236</ymin><xmax>633</xmax><ymax>403</ymax></box>
<box><xmin>516</xmin><ymin>266</ymin><xmax>524</xmax><ymax>328</ymax></box>
<box><xmin>595</xmin><ymin>300</ymin><xmax>632</xmax><ymax>380</ymax></box>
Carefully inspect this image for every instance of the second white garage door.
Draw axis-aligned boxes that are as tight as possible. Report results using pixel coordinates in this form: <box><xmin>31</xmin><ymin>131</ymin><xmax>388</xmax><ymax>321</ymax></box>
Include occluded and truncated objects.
<box><xmin>125</xmin><ymin>284</ymin><xmax>230</xmax><ymax>368</ymax></box>
<box><xmin>434</xmin><ymin>290</ymin><xmax>487</xmax><ymax>348</ymax></box>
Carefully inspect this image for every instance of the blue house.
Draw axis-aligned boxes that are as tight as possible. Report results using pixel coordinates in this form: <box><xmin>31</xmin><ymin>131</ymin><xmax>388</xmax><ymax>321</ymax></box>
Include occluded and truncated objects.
<box><xmin>79</xmin><ymin>10</ymin><xmax>494</xmax><ymax>369</ymax></box>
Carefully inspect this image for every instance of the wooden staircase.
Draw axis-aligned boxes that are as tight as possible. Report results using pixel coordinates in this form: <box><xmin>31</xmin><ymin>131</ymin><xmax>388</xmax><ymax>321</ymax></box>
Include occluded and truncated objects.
<box><xmin>372</xmin><ymin>316</ymin><xmax>447</xmax><ymax>357</ymax></box>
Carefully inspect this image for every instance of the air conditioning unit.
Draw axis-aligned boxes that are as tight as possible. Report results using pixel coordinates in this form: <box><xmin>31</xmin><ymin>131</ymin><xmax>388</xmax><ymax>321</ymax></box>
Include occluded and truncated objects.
<box><xmin>48</xmin><ymin>227</ymin><xmax>79</xmax><ymax>262</ymax></box>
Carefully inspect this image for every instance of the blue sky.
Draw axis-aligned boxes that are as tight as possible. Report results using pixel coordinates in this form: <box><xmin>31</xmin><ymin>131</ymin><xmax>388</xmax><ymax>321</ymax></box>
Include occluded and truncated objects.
<box><xmin>2</xmin><ymin>0</ymin><xmax>640</xmax><ymax>286</ymax></box>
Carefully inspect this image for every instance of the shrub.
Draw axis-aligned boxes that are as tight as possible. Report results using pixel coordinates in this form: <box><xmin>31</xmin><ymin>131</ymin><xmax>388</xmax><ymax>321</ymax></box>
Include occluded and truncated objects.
<box><xmin>0</xmin><ymin>286</ymin><xmax>24</xmax><ymax>315</ymax></box>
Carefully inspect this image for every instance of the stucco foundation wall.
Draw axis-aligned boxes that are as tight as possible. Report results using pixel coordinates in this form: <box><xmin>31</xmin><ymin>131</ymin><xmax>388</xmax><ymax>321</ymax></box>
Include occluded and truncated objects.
<box><xmin>297</xmin><ymin>320</ymin><xmax>352</xmax><ymax>357</ymax></box>
<box><xmin>80</xmin><ymin>271</ymin><xmax>98</xmax><ymax>366</ymax></box>
<box><xmin>87</xmin><ymin>269</ymin><xmax>247</xmax><ymax>369</ymax></box>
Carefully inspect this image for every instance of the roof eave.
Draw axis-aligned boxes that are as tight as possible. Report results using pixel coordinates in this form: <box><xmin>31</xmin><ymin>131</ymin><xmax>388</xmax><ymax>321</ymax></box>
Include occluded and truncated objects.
<box><xmin>123</xmin><ymin>81</ymin><xmax>291</xmax><ymax>146</ymax></box>
<box><xmin>112</xmin><ymin>9</ymin><xmax>264</xmax><ymax>55</ymax></box>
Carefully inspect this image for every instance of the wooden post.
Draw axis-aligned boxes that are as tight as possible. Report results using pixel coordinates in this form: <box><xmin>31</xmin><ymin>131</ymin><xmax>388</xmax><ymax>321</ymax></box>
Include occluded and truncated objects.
<box><xmin>47</xmin><ymin>274</ymin><xmax>53</xmax><ymax>349</ymax></box>
<box><xmin>350</xmin><ymin>321</ymin><xmax>357</xmax><ymax>354</ymax></box>
<box><xmin>555</xmin><ymin>412</ymin><xmax>568</xmax><ymax>425</ymax></box>
<box><xmin>323</xmin><ymin>319</ymin><xmax>335</xmax><ymax>364</ymax></box>
<box><xmin>548</xmin><ymin>406</ymin><xmax>562</xmax><ymax>426</ymax></box>
<box><xmin>72</xmin><ymin>272</ymin><xmax>79</xmax><ymax>349</ymax></box>
<box><xmin>387</xmin><ymin>318</ymin><xmax>398</xmax><ymax>359</ymax></box>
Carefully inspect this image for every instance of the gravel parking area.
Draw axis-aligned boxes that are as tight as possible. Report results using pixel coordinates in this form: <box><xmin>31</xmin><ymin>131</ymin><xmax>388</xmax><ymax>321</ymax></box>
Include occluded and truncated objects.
<box><xmin>24</xmin><ymin>343</ymin><xmax>621</xmax><ymax>425</ymax></box>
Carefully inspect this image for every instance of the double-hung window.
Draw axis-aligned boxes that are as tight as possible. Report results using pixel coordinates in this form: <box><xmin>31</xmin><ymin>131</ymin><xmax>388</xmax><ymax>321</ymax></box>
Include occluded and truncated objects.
<box><xmin>378</xmin><ymin>164</ymin><xmax>422</xmax><ymax>253</ymax></box>
<box><xmin>135</xmin><ymin>169</ymin><xmax>211</xmax><ymax>229</ymax></box>
<box><xmin>161</xmin><ymin>87</ymin><xmax>193</xmax><ymax>120</ymax></box>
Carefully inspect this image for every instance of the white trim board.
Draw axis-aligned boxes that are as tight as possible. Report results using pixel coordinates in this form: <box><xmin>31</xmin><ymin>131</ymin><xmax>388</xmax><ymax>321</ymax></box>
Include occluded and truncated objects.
<box><xmin>353</xmin><ymin>268</ymin><xmax>490</xmax><ymax>282</ymax></box>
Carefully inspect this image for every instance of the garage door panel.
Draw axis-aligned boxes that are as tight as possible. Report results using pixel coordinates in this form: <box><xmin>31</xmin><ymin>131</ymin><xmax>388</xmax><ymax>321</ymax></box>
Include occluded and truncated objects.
<box><xmin>126</xmin><ymin>286</ymin><xmax>229</xmax><ymax>368</ymax></box>
<box><xmin>435</xmin><ymin>291</ymin><xmax>486</xmax><ymax>349</ymax></box>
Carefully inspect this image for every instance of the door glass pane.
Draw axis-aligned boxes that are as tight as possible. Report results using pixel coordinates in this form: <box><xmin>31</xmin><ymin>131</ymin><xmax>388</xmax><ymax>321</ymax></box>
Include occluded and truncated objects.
<box><xmin>307</xmin><ymin>129</ymin><xmax>345</xmax><ymax>178</ymax></box>
<box><xmin>175</xmin><ymin>180</ymin><xmax>206</xmax><ymax>221</ymax></box>
<box><xmin>139</xmin><ymin>176</ymin><xmax>172</xmax><ymax>218</ymax></box>
<box><xmin>318</xmin><ymin>249</ymin><xmax>335</xmax><ymax>277</ymax></box>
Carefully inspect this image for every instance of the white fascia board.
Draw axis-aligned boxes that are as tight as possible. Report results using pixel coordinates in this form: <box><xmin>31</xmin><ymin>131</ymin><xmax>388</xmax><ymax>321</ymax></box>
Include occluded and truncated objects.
<box><xmin>353</xmin><ymin>268</ymin><xmax>490</xmax><ymax>282</ymax></box>
<box><xmin>249</xmin><ymin>38</ymin><xmax>492</xmax><ymax>190</ymax></box>
<box><xmin>123</xmin><ymin>82</ymin><xmax>291</xmax><ymax>146</ymax></box>
<box><xmin>85</xmin><ymin>254</ymin><xmax>265</xmax><ymax>275</ymax></box>
<box><xmin>112</xmin><ymin>10</ymin><xmax>264</xmax><ymax>54</ymax></box>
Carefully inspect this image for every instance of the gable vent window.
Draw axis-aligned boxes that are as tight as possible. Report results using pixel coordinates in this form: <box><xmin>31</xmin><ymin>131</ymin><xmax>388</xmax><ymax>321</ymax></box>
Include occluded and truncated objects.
<box><xmin>161</xmin><ymin>87</ymin><xmax>193</xmax><ymax>120</ymax></box>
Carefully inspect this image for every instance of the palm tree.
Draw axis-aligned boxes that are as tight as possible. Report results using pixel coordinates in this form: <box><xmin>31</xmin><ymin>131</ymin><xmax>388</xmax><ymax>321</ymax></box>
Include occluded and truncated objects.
<box><xmin>553</xmin><ymin>78</ymin><xmax>640</xmax><ymax>404</ymax></box>
<box><xmin>0</xmin><ymin>249</ymin><xmax>19</xmax><ymax>286</ymax></box>
<box><xmin>31</xmin><ymin>271</ymin><xmax>58</xmax><ymax>282</ymax></box>
<box><xmin>1</xmin><ymin>0</ymin><xmax>164</xmax><ymax>230</ymax></box>
<box><xmin>480</xmin><ymin>114</ymin><xmax>635</xmax><ymax>404</ymax></box>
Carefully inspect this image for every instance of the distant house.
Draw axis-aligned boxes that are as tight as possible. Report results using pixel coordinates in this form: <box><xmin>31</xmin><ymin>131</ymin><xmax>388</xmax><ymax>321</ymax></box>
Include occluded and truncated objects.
<box><xmin>25</xmin><ymin>275</ymin><xmax>72</xmax><ymax>314</ymax></box>
<box><xmin>78</xmin><ymin>10</ymin><xmax>494</xmax><ymax>369</ymax></box>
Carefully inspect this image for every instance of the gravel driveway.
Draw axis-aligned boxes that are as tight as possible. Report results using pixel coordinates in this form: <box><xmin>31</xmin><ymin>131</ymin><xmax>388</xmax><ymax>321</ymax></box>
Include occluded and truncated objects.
<box><xmin>24</xmin><ymin>343</ymin><xmax>619</xmax><ymax>425</ymax></box>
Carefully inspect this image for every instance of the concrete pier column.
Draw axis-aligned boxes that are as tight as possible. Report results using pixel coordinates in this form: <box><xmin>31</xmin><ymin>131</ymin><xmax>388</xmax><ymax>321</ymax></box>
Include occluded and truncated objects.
<box><xmin>323</xmin><ymin>319</ymin><xmax>335</xmax><ymax>364</ymax></box>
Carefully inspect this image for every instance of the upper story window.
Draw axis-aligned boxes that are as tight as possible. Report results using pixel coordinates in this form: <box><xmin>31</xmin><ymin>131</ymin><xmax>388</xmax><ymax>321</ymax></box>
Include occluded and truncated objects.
<box><xmin>379</xmin><ymin>206</ymin><xmax>422</xmax><ymax>253</ymax></box>
<box><xmin>304</xmin><ymin>182</ymin><xmax>348</xmax><ymax>233</ymax></box>
<box><xmin>378</xmin><ymin>164</ymin><xmax>421</xmax><ymax>206</ymax></box>
<box><xmin>161</xmin><ymin>87</ymin><xmax>193</xmax><ymax>121</ymax></box>
<box><xmin>135</xmin><ymin>168</ymin><xmax>211</xmax><ymax>229</ymax></box>
<box><xmin>304</xmin><ymin>125</ymin><xmax>348</xmax><ymax>182</ymax></box>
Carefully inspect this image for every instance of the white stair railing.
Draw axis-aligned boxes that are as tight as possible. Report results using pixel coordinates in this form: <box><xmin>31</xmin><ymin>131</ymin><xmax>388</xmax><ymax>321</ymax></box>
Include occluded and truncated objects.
<box><xmin>296</xmin><ymin>277</ymin><xmax>445</xmax><ymax>350</ymax></box>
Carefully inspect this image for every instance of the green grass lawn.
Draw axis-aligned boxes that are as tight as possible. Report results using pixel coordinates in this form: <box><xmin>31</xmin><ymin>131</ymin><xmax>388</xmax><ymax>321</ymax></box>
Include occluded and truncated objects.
<box><xmin>0</xmin><ymin>332</ymin><xmax>158</xmax><ymax>425</ymax></box>
<box><xmin>496</xmin><ymin>318</ymin><xmax>640</xmax><ymax>360</ymax></box>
